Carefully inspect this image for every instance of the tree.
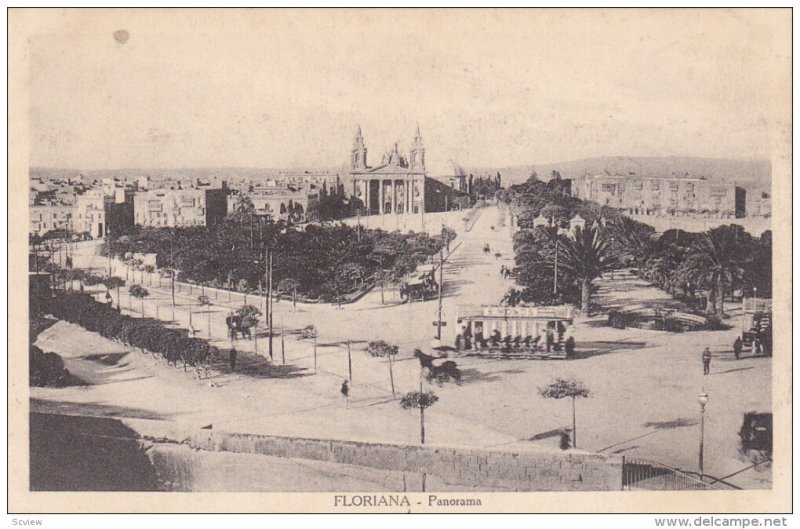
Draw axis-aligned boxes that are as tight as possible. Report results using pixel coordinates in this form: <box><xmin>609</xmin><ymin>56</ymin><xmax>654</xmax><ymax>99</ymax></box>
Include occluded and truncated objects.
<box><xmin>538</xmin><ymin>378</ymin><xmax>590</xmax><ymax>448</ymax></box>
<box><xmin>301</xmin><ymin>324</ymin><xmax>318</xmax><ymax>372</ymax></box>
<box><xmin>143</xmin><ymin>265</ymin><xmax>156</xmax><ymax>285</ymax></box>
<box><xmin>129</xmin><ymin>284</ymin><xmax>150</xmax><ymax>318</ymax></box>
<box><xmin>440</xmin><ymin>226</ymin><xmax>457</xmax><ymax>252</ymax></box>
<box><xmin>364</xmin><ymin>340</ymin><xmax>399</xmax><ymax>398</ymax></box>
<box><xmin>558</xmin><ymin>226</ymin><xmax>615</xmax><ymax>313</ymax></box>
<box><xmin>104</xmin><ymin>277</ymin><xmax>126</xmax><ymax>310</ymax></box>
<box><xmin>236</xmin><ymin>304</ymin><xmax>262</xmax><ymax>330</ymax></box>
<box><xmin>198</xmin><ymin>295</ymin><xmax>212</xmax><ymax>338</ymax></box>
<box><xmin>609</xmin><ymin>216</ymin><xmax>656</xmax><ymax>268</ymax></box>
<box><xmin>237</xmin><ymin>278</ymin><xmax>251</xmax><ymax>305</ymax></box>
<box><xmin>399</xmin><ymin>390</ymin><xmax>439</xmax><ymax>444</ymax></box>
<box><xmin>277</xmin><ymin>278</ymin><xmax>301</xmax><ymax>311</ymax></box>
<box><xmin>502</xmin><ymin>288</ymin><xmax>523</xmax><ymax>307</ymax></box>
<box><xmin>684</xmin><ymin>225</ymin><xmax>748</xmax><ymax>316</ymax></box>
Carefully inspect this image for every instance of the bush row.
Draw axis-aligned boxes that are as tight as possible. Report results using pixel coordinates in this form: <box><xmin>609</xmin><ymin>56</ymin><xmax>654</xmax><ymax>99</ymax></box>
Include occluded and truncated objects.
<box><xmin>49</xmin><ymin>292</ymin><xmax>218</xmax><ymax>374</ymax></box>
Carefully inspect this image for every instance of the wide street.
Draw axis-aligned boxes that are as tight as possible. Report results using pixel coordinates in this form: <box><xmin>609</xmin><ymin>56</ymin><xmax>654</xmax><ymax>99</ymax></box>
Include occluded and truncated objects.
<box><xmin>35</xmin><ymin>205</ymin><xmax>772</xmax><ymax>489</ymax></box>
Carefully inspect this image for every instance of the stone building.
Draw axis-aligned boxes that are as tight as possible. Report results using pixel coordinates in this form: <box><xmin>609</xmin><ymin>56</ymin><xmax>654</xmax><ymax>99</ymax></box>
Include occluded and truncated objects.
<box><xmin>227</xmin><ymin>188</ymin><xmax>319</xmax><ymax>223</ymax></box>
<box><xmin>349</xmin><ymin>126</ymin><xmax>467</xmax><ymax>214</ymax></box>
<box><xmin>133</xmin><ymin>188</ymin><xmax>227</xmax><ymax>228</ymax></box>
<box><xmin>350</xmin><ymin>126</ymin><xmax>427</xmax><ymax>215</ymax></box>
<box><xmin>571</xmin><ymin>173</ymin><xmax>747</xmax><ymax>218</ymax></box>
<box><xmin>74</xmin><ymin>190</ymin><xmax>108</xmax><ymax>238</ymax></box>
<box><xmin>29</xmin><ymin>204</ymin><xmax>73</xmax><ymax>237</ymax></box>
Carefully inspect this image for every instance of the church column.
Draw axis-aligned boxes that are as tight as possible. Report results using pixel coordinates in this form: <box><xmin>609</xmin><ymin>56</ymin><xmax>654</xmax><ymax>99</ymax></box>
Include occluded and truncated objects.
<box><xmin>392</xmin><ymin>179</ymin><xmax>397</xmax><ymax>214</ymax></box>
<box><xmin>379</xmin><ymin>179</ymin><xmax>384</xmax><ymax>214</ymax></box>
<box><xmin>405</xmin><ymin>179</ymin><xmax>410</xmax><ymax>214</ymax></box>
<box><xmin>362</xmin><ymin>179</ymin><xmax>369</xmax><ymax>214</ymax></box>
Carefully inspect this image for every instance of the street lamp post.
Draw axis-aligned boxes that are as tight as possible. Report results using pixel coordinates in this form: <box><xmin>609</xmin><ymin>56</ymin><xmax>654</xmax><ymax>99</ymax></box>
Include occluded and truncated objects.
<box><xmin>697</xmin><ymin>390</ymin><xmax>709</xmax><ymax>481</ymax></box>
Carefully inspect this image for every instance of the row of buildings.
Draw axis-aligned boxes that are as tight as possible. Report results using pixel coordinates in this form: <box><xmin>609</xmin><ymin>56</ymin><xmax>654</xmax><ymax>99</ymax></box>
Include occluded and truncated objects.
<box><xmin>570</xmin><ymin>172</ymin><xmax>771</xmax><ymax>218</ymax></box>
<box><xmin>30</xmin><ymin>185</ymin><xmax>323</xmax><ymax>239</ymax></box>
<box><xmin>30</xmin><ymin>125</ymin><xmax>771</xmax><ymax>238</ymax></box>
<box><xmin>29</xmin><ymin>125</ymin><xmax>474</xmax><ymax>239</ymax></box>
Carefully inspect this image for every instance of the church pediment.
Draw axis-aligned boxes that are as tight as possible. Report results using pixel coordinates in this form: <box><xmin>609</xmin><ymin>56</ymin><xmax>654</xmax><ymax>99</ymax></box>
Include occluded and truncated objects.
<box><xmin>353</xmin><ymin>165</ymin><xmax>424</xmax><ymax>176</ymax></box>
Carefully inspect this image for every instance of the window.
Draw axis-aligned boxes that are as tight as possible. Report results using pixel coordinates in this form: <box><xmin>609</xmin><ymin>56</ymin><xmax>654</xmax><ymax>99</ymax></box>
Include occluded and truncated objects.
<box><xmin>601</xmin><ymin>183</ymin><xmax>616</xmax><ymax>193</ymax></box>
<box><xmin>650</xmin><ymin>181</ymin><xmax>660</xmax><ymax>191</ymax></box>
<box><xmin>669</xmin><ymin>182</ymin><xmax>679</xmax><ymax>191</ymax></box>
<box><xmin>148</xmin><ymin>200</ymin><xmax>163</xmax><ymax>212</ymax></box>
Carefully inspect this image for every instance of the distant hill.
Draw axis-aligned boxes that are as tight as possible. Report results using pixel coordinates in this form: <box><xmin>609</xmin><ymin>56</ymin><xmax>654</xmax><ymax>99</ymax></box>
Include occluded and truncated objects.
<box><xmin>468</xmin><ymin>156</ymin><xmax>772</xmax><ymax>190</ymax></box>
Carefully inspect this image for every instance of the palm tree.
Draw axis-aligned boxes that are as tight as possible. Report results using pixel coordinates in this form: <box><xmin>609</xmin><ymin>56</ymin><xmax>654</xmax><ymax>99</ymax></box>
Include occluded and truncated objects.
<box><xmin>558</xmin><ymin>226</ymin><xmax>615</xmax><ymax>314</ymax></box>
<box><xmin>609</xmin><ymin>216</ymin><xmax>655</xmax><ymax>268</ymax></box>
<box><xmin>538</xmin><ymin>378</ymin><xmax>590</xmax><ymax>448</ymax></box>
<box><xmin>684</xmin><ymin>226</ymin><xmax>747</xmax><ymax>316</ymax></box>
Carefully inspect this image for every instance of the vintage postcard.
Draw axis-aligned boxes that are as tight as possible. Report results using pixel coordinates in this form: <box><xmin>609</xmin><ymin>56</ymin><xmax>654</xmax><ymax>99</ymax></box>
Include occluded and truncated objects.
<box><xmin>7</xmin><ymin>8</ymin><xmax>792</xmax><ymax>514</ymax></box>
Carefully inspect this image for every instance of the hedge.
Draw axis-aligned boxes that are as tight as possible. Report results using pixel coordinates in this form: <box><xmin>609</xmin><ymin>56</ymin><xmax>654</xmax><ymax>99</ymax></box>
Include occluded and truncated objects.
<box><xmin>49</xmin><ymin>292</ymin><xmax>218</xmax><ymax>374</ymax></box>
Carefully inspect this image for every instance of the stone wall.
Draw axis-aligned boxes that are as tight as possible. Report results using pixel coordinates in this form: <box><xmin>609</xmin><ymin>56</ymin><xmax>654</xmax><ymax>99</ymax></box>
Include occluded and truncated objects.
<box><xmin>188</xmin><ymin>430</ymin><xmax>623</xmax><ymax>491</ymax></box>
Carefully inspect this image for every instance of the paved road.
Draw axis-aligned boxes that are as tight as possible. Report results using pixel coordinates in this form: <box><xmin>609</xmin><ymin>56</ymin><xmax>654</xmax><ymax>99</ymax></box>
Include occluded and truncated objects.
<box><xmin>43</xmin><ymin>206</ymin><xmax>772</xmax><ymax>488</ymax></box>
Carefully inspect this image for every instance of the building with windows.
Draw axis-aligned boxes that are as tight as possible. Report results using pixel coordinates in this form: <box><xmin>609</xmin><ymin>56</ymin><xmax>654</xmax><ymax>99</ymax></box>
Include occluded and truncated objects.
<box><xmin>571</xmin><ymin>173</ymin><xmax>746</xmax><ymax>218</ymax></box>
<box><xmin>350</xmin><ymin>126</ymin><xmax>427</xmax><ymax>215</ymax></box>
<box><xmin>29</xmin><ymin>204</ymin><xmax>73</xmax><ymax>237</ymax></box>
<box><xmin>349</xmin><ymin>126</ymin><xmax>467</xmax><ymax>214</ymax></box>
<box><xmin>74</xmin><ymin>190</ymin><xmax>108</xmax><ymax>238</ymax></box>
<box><xmin>133</xmin><ymin>188</ymin><xmax>227</xmax><ymax>228</ymax></box>
<box><xmin>227</xmin><ymin>188</ymin><xmax>319</xmax><ymax>223</ymax></box>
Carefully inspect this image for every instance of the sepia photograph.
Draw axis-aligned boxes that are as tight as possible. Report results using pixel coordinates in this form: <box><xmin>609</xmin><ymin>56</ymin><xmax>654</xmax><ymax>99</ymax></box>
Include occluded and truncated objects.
<box><xmin>7</xmin><ymin>6</ymin><xmax>792</xmax><ymax>515</ymax></box>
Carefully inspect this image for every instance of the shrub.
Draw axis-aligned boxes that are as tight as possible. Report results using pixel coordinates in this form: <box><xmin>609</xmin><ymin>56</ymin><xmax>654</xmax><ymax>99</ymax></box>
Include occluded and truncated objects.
<box><xmin>47</xmin><ymin>292</ymin><xmax>216</xmax><ymax>376</ymax></box>
<box><xmin>29</xmin><ymin>345</ymin><xmax>69</xmax><ymax>387</ymax></box>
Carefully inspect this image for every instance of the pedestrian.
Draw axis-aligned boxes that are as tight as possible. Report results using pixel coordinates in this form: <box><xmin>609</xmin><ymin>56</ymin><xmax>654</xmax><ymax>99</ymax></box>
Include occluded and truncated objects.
<box><xmin>229</xmin><ymin>347</ymin><xmax>237</xmax><ymax>372</ymax></box>
<box><xmin>702</xmin><ymin>346</ymin><xmax>712</xmax><ymax>375</ymax></box>
<box><xmin>754</xmin><ymin>337</ymin><xmax>763</xmax><ymax>356</ymax></box>
<box><xmin>565</xmin><ymin>336</ymin><xmax>576</xmax><ymax>359</ymax></box>
<box><xmin>733</xmin><ymin>336</ymin><xmax>742</xmax><ymax>360</ymax></box>
<box><xmin>341</xmin><ymin>380</ymin><xmax>350</xmax><ymax>408</ymax></box>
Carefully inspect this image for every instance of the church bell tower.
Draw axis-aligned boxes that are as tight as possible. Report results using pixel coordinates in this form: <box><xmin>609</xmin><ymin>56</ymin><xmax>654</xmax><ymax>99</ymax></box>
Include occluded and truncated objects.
<box><xmin>351</xmin><ymin>125</ymin><xmax>368</xmax><ymax>171</ymax></box>
<box><xmin>410</xmin><ymin>125</ymin><xmax>425</xmax><ymax>172</ymax></box>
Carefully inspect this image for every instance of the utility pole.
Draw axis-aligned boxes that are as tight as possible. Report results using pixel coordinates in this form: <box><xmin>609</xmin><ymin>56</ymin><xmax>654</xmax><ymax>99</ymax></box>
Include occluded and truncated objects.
<box><xmin>437</xmin><ymin>247</ymin><xmax>444</xmax><ymax>340</ymax></box>
<box><xmin>553</xmin><ymin>239</ymin><xmax>559</xmax><ymax>295</ymax></box>
<box><xmin>280</xmin><ymin>315</ymin><xmax>285</xmax><ymax>365</ymax></box>
<box><xmin>552</xmin><ymin>218</ymin><xmax>559</xmax><ymax>296</ymax></box>
<box><xmin>267</xmin><ymin>248</ymin><xmax>274</xmax><ymax>361</ymax></box>
<box><xmin>347</xmin><ymin>339</ymin><xmax>353</xmax><ymax>382</ymax></box>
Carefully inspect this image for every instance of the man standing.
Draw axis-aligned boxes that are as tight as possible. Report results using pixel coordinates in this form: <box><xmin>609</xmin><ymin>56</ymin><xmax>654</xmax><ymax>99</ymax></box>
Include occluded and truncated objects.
<box><xmin>702</xmin><ymin>347</ymin><xmax>712</xmax><ymax>375</ymax></box>
<box><xmin>229</xmin><ymin>347</ymin><xmax>237</xmax><ymax>372</ymax></box>
<box><xmin>341</xmin><ymin>380</ymin><xmax>350</xmax><ymax>408</ymax></box>
<box><xmin>733</xmin><ymin>337</ymin><xmax>743</xmax><ymax>360</ymax></box>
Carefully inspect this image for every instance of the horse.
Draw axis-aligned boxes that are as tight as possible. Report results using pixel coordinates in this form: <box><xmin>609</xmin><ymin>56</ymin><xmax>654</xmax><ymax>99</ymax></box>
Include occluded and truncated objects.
<box><xmin>414</xmin><ymin>349</ymin><xmax>461</xmax><ymax>385</ymax></box>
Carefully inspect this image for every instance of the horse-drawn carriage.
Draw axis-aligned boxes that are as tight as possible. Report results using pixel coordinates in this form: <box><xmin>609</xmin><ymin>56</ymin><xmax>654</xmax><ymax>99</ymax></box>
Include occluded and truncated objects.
<box><xmin>400</xmin><ymin>266</ymin><xmax>438</xmax><ymax>302</ymax></box>
<box><xmin>225</xmin><ymin>307</ymin><xmax>260</xmax><ymax>340</ymax></box>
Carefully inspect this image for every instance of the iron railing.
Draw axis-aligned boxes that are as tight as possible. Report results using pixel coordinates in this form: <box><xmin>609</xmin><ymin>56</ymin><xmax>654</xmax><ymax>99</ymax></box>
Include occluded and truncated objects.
<box><xmin>623</xmin><ymin>458</ymin><xmax>722</xmax><ymax>491</ymax></box>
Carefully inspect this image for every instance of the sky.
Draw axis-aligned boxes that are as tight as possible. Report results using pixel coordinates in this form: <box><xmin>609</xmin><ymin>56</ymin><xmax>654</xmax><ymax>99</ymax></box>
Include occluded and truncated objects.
<box><xmin>26</xmin><ymin>9</ymin><xmax>791</xmax><ymax>171</ymax></box>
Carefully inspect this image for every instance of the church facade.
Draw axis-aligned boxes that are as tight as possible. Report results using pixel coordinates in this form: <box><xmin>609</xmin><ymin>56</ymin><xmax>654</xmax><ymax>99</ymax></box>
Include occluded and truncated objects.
<box><xmin>350</xmin><ymin>126</ymin><xmax>427</xmax><ymax>215</ymax></box>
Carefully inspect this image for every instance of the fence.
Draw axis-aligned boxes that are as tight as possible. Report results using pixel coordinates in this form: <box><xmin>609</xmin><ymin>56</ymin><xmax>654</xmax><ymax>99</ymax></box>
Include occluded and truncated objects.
<box><xmin>462</xmin><ymin>202</ymin><xmax>485</xmax><ymax>232</ymax></box>
<box><xmin>623</xmin><ymin>457</ymin><xmax>721</xmax><ymax>491</ymax></box>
